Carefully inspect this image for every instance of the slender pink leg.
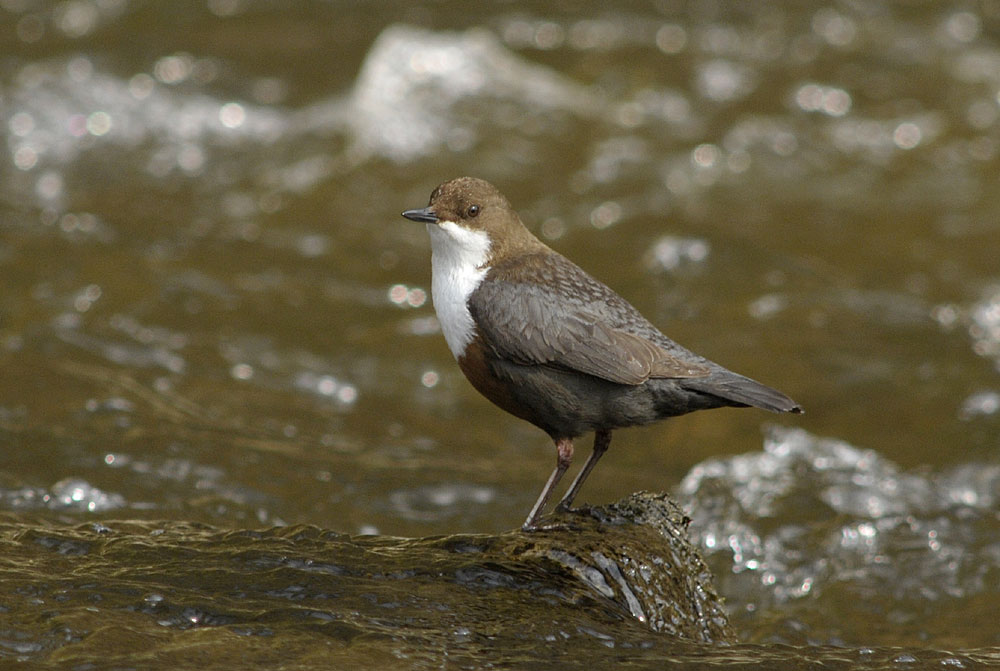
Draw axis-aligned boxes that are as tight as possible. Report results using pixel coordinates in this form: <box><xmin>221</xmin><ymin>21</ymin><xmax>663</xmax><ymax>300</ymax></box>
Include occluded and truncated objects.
<box><xmin>555</xmin><ymin>429</ymin><xmax>611</xmax><ymax>511</ymax></box>
<box><xmin>521</xmin><ymin>437</ymin><xmax>574</xmax><ymax>531</ymax></box>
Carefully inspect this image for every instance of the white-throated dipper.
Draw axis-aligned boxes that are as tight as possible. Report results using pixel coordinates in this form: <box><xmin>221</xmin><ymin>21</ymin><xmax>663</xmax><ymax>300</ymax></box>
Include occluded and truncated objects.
<box><xmin>402</xmin><ymin>177</ymin><xmax>802</xmax><ymax>531</ymax></box>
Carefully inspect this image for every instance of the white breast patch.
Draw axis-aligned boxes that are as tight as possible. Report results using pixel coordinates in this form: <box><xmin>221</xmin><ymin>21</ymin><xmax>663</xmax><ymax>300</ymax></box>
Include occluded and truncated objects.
<box><xmin>427</xmin><ymin>221</ymin><xmax>491</xmax><ymax>359</ymax></box>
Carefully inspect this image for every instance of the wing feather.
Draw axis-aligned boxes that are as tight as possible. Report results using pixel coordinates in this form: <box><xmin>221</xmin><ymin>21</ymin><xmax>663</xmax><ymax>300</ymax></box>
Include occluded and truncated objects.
<box><xmin>468</xmin><ymin>267</ymin><xmax>710</xmax><ymax>385</ymax></box>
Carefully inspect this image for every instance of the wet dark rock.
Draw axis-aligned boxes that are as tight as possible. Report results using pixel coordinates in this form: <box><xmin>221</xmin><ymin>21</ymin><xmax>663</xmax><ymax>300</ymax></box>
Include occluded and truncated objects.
<box><xmin>1</xmin><ymin>496</ymin><xmax>991</xmax><ymax>669</ymax></box>
<box><xmin>0</xmin><ymin>492</ymin><xmax>731</xmax><ymax>667</ymax></box>
<box><xmin>509</xmin><ymin>491</ymin><xmax>734</xmax><ymax>642</ymax></box>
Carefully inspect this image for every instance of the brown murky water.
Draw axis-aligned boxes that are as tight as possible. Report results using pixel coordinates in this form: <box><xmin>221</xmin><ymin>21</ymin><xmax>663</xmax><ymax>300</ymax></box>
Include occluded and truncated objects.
<box><xmin>2</xmin><ymin>1</ymin><xmax>1000</xmax><ymax>668</ymax></box>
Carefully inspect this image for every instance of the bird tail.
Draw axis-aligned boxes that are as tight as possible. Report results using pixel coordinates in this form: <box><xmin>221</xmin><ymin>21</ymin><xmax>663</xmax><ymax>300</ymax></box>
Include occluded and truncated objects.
<box><xmin>681</xmin><ymin>372</ymin><xmax>802</xmax><ymax>414</ymax></box>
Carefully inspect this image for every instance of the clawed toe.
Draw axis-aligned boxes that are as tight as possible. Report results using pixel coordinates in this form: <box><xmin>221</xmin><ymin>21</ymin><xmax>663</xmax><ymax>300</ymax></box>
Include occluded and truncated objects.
<box><xmin>520</xmin><ymin>520</ymin><xmax>577</xmax><ymax>533</ymax></box>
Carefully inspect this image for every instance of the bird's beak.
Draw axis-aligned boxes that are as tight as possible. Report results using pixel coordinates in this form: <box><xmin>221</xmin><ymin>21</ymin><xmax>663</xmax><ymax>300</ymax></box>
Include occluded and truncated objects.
<box><xmin>401</xmin><ymin>207</ymin><xmax>439</xmax><ymax>224</ymax></box>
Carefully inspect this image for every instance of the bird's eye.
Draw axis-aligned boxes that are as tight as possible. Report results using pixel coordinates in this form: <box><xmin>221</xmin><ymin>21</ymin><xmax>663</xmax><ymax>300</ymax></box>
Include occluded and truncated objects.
<box><xmin>467</xmin><ymin>204</ymin><xmax>480</xmax><ymax>218</ymax></box>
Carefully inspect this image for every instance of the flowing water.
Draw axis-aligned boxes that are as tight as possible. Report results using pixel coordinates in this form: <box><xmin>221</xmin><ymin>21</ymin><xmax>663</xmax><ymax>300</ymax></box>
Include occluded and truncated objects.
<box><xmin>2</xmin><ymin>1</ymin><xmax>1000</xmax><ymax>668</ymax></box>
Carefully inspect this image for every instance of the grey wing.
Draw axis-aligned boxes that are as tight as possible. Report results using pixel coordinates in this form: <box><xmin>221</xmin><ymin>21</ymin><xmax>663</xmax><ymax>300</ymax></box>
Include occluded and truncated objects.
<box><xmin>468</xmin><ymin>278</ymin><xmax>710</xmax><ymax>385</ymax></box>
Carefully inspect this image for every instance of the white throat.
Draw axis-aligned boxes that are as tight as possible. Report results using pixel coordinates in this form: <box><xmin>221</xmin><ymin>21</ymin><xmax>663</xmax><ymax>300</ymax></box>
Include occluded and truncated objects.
<box><xmin>427</xmin><ymin>221</ymin><xmax>490</xmax><ymax>359</ymax></box>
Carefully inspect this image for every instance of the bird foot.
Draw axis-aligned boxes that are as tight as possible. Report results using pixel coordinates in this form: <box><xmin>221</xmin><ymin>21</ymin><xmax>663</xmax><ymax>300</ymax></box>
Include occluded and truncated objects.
<box><xmin>521</xmin><ymin>517</ymin><xmax>564</xmax><ymax>532</ymax></box>
<box><xmin>520</xmin><ymin>506</ymin><xmax>588</xmax><ymax>532</ymax></box>
<box><xmin>520</xmin><ymin>521</ymin><xmax>579</xmax><ymax>533</ymax></box>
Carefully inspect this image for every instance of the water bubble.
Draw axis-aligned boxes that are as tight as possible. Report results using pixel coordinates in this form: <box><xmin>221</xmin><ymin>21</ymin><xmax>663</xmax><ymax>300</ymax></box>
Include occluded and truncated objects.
<box><xmin>13</xmin><ymin>146</ymin><xmax>38</xmax><ymax>170</ymax></box>
<box><xmin>958</xmin><ymin>390</ymin><xmax>1000</xmax><ymax>420</ymax></box>
<box><xmin>944</xmin><ymin>11</ymin><xmax>980</xmax><ymax>43</ymax></box>
<box><xmin>219</xmin><ymin>102</ymin><xmax>246</xmax><ymax>129</ymax></box>
<box><xmin>590</xmin><ymin>201</ymin><xmax>622</xmax><ymax>229</ymax></box>
<box><xmin>128</xmin><ymin>73</ymin><xmax>155</xmax><ymax>99</ymax></box>
<box><xmin>154</xmin><ymin>53</ymin><xmax>194</xmax><ymax>84</ymax></box>
<box><xmin>893</xmin><ymin>122</ymin><xmax>922</xmax><ymax>149</ymax></box>
<box><xmin>647</xmin><ymin>236</ymin><xmax>710</xmax><ymax>271</ymax></box>
<box><xmin>231</xmin><ymin>363</ymin><xmax>254</xmax><ymax>380</ymax></box>
<box><xmin>86</xmin><ymin>111</ymin><xmax>112</xmax><ymax>136</ymax></box>
<box><xmin>36</xmin><ymin>171</ymin><xmax>64</xmax><ymax>200</ymax></box>
<box><xmin>812</xmin><ymin>8</ymin><xmax>857</xmax><ymax>47</ymax></box>
<box><xmin>692</xmin><ymin>143</ymin><xmax>720</xmax><ymax>168</ymax></box>
<box><xmin>697</xmin><ymin>60</ymin><xmax>754</xmax><ymax>102</ymax></box>
<box><xmin>55</xmin><ymin>1</ymin><xmax>99</xmax><ymax>38</ymax></box>
<box><xmin>336</xmin><ymin>385</ymin><xmax>357</xmax><ymax>404</ymax></box>
<box><xmin>655</xmin><ymin>24</ymin><xmax>687</xmax><ymax>54</ymax></box>
<box><xmin>10</xmin><ymin>111</ymin><xmax>35</xmax><ymax>136</ymax></box>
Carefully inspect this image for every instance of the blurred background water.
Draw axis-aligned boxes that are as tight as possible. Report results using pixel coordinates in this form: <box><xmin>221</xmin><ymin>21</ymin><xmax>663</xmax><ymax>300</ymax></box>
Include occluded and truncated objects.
<box><xmin>2</xmin><ymin>0</ymin><xmax>1000</xmax><ymax>666</ymax></box>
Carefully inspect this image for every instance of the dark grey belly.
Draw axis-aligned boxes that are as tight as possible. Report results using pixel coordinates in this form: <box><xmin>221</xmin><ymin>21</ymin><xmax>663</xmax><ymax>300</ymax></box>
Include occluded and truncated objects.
<box><xmin>488</xmin><ymin>358</ymin><xmax>733</xmax><ymax>439</ymax></box>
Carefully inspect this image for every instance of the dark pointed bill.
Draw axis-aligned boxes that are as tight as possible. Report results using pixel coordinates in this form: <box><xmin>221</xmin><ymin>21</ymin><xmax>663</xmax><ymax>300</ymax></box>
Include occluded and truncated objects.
<box><xmin>402</xmin><ymin>207</ymin><xmax>439</xmax><ymax>224</ymax></box>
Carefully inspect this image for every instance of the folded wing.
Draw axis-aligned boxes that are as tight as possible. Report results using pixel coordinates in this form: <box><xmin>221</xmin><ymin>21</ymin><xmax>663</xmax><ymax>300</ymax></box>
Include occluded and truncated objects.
<box><xmin>468</xmin><ymin>273</ymin><xmax>710</xmax><ymax>385</ymax></box>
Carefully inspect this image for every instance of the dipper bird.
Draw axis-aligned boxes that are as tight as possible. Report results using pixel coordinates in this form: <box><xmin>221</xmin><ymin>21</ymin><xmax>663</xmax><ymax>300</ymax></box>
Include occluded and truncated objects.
<box><xmin>402</xmin><ymin>177</ymin><xmax>801</xmax><ymax>530</ymax></box>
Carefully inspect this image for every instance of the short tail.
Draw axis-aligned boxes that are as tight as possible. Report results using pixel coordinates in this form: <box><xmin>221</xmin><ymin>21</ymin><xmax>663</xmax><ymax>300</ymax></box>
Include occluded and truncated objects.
<box><xmin>682</xmin><ymin>372</ymin><xmax>802</xmax><ymax>414</ymax></box>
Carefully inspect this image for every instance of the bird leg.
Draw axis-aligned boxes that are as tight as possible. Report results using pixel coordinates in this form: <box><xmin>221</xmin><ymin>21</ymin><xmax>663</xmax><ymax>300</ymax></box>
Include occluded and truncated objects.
<box><xmin>521</xmin><ymin>437</ymin><xmax>574</xmax><ymax>531</ymax></box>
<box><xmin>555</xmin><ymin>429</ymin><xmax>611</xmax><ymax>512</ymax></box>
